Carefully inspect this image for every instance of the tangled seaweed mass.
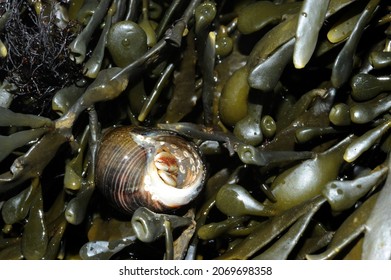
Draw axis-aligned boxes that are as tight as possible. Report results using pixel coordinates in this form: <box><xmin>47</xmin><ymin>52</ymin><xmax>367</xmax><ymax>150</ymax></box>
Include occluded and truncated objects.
<box><xmin>1</xmin><ymin>0</ymin><xmax>391</xmax><ymax>260</ymax></box>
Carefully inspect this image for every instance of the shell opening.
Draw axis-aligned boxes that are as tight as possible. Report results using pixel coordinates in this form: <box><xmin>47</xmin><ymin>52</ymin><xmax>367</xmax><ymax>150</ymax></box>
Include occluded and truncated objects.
<box><xmin>154</xmin><ymin>150</ymin><xmax>179</xmax><ymax>187</ymax></box>
<box><xmin>143</xmin><ymin>136</ymin><xmax>206</xmax><ymax>208</ymax></box>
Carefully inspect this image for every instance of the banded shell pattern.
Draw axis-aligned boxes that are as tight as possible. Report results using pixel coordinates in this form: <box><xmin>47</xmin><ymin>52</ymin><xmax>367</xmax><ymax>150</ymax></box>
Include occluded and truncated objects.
<box><xmin>96</xmin><ymin>126</ymin><xmax>206</xmax><ymax>215</ymax></box>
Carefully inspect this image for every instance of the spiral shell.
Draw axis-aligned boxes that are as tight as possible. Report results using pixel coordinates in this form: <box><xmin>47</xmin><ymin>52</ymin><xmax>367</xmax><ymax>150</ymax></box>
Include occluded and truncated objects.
<box><xmin>96</xmin><ymin>126</ymin><xmax>206</xmax><ymax>215</ymax></box>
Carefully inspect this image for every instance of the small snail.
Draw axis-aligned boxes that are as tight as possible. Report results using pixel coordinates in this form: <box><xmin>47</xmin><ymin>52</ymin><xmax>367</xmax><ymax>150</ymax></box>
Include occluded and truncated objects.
<box><xmin>96</xmin><ymin>126</ymin><xmax>206</xmax><ymax>215</ymax></box>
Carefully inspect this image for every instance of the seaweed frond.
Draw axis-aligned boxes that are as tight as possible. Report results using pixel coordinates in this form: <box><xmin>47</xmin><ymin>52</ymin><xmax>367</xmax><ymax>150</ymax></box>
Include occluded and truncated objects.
<box><xmin>0</xmin><ymin>0</ymin><xmax>82</xmax><ymax>116</ymax></box>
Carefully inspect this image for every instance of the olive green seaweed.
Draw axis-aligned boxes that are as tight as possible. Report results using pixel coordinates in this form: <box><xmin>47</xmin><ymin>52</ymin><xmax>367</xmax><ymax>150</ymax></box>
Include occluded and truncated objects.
<box><xmin>252</xmin><ymin>206</ymin><xmax>320</xmax><ymax>260</ymax></box>
<box><xmin>139</xmin><ymin>63</ymin><xmax>175</xmax><ymax>122</ymax></box>
<box><xmin>63</xmin><ymin>126</ymin><xmax>90</xmax><ymax>192</ymax></box>
<box><xmin>51</xmin><ymin>79</ymin><xmax>88</xmax><ymax>115</ymax></box>
<box><xmin>163</xmin><ymin>33</ymin><xmax>197</xmax><ymax>123</ymax></box>
<box><xmin>237</xmin><ymin>1</ymin><xmax>301</xmax><ymax>35</ymax></box>
<box><xmin>295</xmin><ymin>126</ymin><xmax>341</xmax><ymax>144</ymax></box>
<box><xmin>322</xmin><ymin>165</ymin><xmax>388</xmax><ymax>212</ymax></box>
<box><xmin>248</xmin><ymin>38</ymin><xmax>295</xmax><ymax>92</ymax></box>
<box><xmin>154</xmin><ymin>0</ymin><xmax>181</xmax><ymax>40</ymax></box>
<box><xmin>138</xmin><ymin>0</ymin><xmax>157</xmax><ymax>47</ymax></box>
<box><xmin>0</xmin><ymin>132</ymin><xmax>67</xmax><ymax>194</ymax></box>
<box><xmin>362</xmin><ymin>158</ymin><xmax>391</xmax><ymax>259</ymax></box>
<box><xmin>331</xmin><ymin>0</ymin><xmax>381</xmax><ymax>88</ymax></box>
<box><xmin>265</xmin><ymin>135</ymin><xmax>354</xmax><ymax>212</ymax></box>
<box><xmin>69</xmin><ymin>0</ymin><xmax>111</xmax><ymax>64</ymax></box>
<box><xmin>215</xmin><ymin>26</ymin><xmax>233</xmax><ymax>58</ymax></box>
<box><xmin>215</xmin><ymin>184</ymin><xmax>277</xmax><ymax>217</ymax></box>
<box><xmin>307</xmin><ymin>193</ymin><xmax>378</xmax><ymax>260</ymax></box>
<box><xmin>131</xmin><ymin>207</ymin><xmax>191</xmax><ymax>241</ymax></box>
<box><xmin>107</xmin><ymin>20</ymin><xmax>148</xmax><ymax>68</ymax></box>
<box><xmin>293</xmin><ymin>0</ymin><xmax>330</xmax><ymax>69</ymax></box>
<box><xmin>21</xmin><ymin>179</ymin><xmax>48</xmax><ymax>260</ymax></box>
<box><xmin>0</xmin><ymin>128</ymin><xmax>50</xmax><ymax>162</ymax></box>
<box><xmin>131</xmin><ymin>207</ymin><xmax>193</xmax><ymax>260</ymax></box>
<box><xmin>198</xmin><ymin>216</ymin><xmax>249</xmax><ymax>240</ymax></box>
<box><xmin>83</xmin><ymin>2</ymin><xmax>115</xmax><ymax>78</ymax></box>
<box><xmin>194</xmin><ymin>1</ymin><xmax>217</xmax><ymax>35</ymax></box>
<box><xmin>233</xmin><ymin>103</ymin><xmax>264</xmax><ymax>146</ymax></box>
<box><xmin>344</xmin><ymin>119</ymin><xmax>391</xmax><ymax>162</ymax></box>
<box><xmin>79</xmin><ymin>237</ymin><xmax>137</xmax><ymax>260</ymax></box>
<box><xmin>261</xmin><ymin>88</ymin><xmax>336</xmax><ymax>151</ymax></box>
<box><xmin>219</xmin><ymin>66</ymin><xmax>250</xmax><ymax>126</ymax></box>
<box><xmin>351</xmin><ymin>73</ymin><xmax>391</xmax><ymax>101</ymax></box>
<box><xmin>0</xmin><ymin>107</ymin><xmax>53</xmax><ymax>128</ymax></box>
<box><xmin>200</xmin><ymin>31</ymin><xmax>217</xmax><ymax>126</ymax></box>
<box><xmin>260</xmin><ymin>115</ymin><xmax>277</xmax><ymax>139</ymax></box>
<box><xmin>216</xmin><ymin>195</ymin><xmax>327</xmax><ymax>259</ymax></box>
<box><xmin>1</xmin><ymin>178</ymin><xmax>39</xmax><ymax>225</ymax></box>
<box><xmin>329</xmin><ymin>103</ymin><xmax>351</xmax><ymax>126</ymax></box>
<box><xmin>370</xmin><ymin>50</ymin><xmax>391</xmax><ymax>69</ymax></box>
<box><xmin>350</xmin><ymin>93</ymin><xmax>391</xmax><ymax>124</ymax></box>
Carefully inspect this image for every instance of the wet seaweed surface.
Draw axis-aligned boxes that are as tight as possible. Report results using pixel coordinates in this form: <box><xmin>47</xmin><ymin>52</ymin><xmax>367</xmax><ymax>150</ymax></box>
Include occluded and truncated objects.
<box><xmin>1</xmin><ymin>0</ymin><xmax>391</xmax><ymax>260</ymax></box>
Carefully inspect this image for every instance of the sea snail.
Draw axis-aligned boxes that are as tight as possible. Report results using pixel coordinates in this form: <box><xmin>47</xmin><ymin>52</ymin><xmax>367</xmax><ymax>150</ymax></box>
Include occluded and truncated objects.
<box><xmin>96</xmin><ymin>126</ymin><xmax>207</xmax><ymax>215</ymax></box>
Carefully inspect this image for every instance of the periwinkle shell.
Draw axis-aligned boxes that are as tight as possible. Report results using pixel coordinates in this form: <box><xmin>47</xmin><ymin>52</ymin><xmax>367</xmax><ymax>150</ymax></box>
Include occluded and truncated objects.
<box><xmin>96</xmin><ymin>126</ymin><xmax>206</xmax><ymax>215</ymax></box>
